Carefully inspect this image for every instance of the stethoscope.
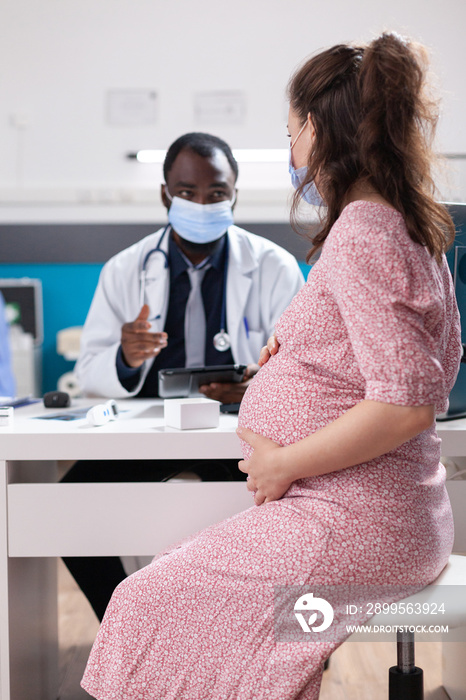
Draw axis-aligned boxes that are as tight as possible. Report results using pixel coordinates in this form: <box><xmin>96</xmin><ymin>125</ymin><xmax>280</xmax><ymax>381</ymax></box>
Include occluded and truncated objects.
<box><xmin>139</xmin><ymin>225</ymin><xmax>232</xmax><ymax>352</ymax></box>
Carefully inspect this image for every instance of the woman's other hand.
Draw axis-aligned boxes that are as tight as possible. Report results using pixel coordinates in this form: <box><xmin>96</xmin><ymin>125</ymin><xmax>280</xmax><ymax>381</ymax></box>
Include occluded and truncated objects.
<box><xmin>258</xmin><ymin>335</ymin><xmax>280</xmax><ymax>367</ymax></box>
<box><xmin>236</xmin><ymin>427</ymin><xmax>293</xmax><ymax>506</ymax></box>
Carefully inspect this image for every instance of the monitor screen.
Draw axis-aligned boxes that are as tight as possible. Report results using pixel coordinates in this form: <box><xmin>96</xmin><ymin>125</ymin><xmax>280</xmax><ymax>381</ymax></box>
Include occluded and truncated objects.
<box><xmin>0</xmin><ymin>278</ymin><xmax>43</xmax><ymax>346</ymax></box>
<box><xmin>441</xmin><ymin>202</ymin><xmax>466</xmax><ymax>419</ymax></box>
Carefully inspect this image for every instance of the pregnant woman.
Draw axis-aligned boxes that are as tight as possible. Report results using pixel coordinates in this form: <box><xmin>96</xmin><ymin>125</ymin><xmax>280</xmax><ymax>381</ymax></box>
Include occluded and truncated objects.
<box><xmin>81</xmin><ymin>32</ymin><xmax>461</xmax><ymax>700</ymax></box>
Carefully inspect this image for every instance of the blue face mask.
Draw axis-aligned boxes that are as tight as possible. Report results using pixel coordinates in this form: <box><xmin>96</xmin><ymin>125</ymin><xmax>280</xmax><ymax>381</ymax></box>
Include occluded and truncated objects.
<box><xmin>166</xmin><ymin>191</ymin><xmax>235</xmax><ymax>244</ymax></box>
<box><xmin>289</xmin><ymin>121</ymin><xmax>325</xmax><ymax>207</ymax></box>
<box><xmin>289</xmin><ymin>154</ymin><xmax>325</xmax><ymax>207</ymax></box>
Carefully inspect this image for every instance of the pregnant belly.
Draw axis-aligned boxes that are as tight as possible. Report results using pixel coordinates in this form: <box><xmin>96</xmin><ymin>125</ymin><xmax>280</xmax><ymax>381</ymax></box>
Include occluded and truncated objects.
<box><xmin>238</xmin><ymin>354</ymin><xmax>357</xmax><ymax>459</ymax></box>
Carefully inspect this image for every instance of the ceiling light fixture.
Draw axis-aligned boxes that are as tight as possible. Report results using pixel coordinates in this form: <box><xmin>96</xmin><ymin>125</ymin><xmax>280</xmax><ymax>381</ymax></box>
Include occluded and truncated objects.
<box><xmin>127</xmin><ymin>149</ymin><xmax>289</xmax><ymax>164</ymax></box>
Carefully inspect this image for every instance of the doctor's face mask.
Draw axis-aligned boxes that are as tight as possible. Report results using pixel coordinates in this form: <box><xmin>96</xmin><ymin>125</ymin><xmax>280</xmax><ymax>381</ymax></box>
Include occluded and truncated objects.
<box><xmin>163</xmin><ymin>146</ymin><xmax>237</xmax><ymax>244</ymax></box>
<box><xmin>165</xmin><ymin>190</ymin><xmax>235</xmax><ymax>244</ymax></box>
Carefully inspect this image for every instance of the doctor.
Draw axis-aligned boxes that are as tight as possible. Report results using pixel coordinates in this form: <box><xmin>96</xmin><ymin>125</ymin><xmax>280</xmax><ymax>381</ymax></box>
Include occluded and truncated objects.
<box><xmin>65</xmin><ymin>132</ymin><xmax>304</xmax><ymax>621</ymax></box>
<box><xmin>75</xmin><ymin>132</ymin><xmax>304</xmax><ymax>402</ymax></box>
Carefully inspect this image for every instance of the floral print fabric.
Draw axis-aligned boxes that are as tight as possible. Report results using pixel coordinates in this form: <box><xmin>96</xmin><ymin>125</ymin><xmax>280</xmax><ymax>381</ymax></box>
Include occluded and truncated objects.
<box><xmin>82</xmin><ymin>202</ymin><xmax>461</xmax><ymax>699</ymax></box>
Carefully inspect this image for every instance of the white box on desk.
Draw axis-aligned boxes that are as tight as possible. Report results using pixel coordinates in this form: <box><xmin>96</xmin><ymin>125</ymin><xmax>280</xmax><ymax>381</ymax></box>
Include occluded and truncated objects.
<box><xmin>163</xmin><ymin>398</ymin><xmax>220</xmax><ymax>430</ymax></box>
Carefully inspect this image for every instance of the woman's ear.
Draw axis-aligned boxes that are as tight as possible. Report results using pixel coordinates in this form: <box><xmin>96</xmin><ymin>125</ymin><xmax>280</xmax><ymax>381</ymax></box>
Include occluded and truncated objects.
<box><xmin>307</xmin><ymin>113</ymin><xmax>316</xmax><ymax>140</ymax></box>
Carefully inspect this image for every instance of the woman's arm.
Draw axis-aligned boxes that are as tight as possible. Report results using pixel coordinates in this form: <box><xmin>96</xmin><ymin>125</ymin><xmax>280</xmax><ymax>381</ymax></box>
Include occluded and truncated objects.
<box><xmin>238</xmin><ymin>400</ymin><xmax>435</xmax><ymax>505</ymax></box>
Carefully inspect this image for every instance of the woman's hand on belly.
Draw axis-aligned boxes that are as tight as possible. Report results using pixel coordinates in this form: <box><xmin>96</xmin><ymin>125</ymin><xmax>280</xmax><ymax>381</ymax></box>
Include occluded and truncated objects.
<box><xmin>237</xmin><ymin>427</ymin><xmax>292</xmax><ymax>506</ymax></box>
<box><xmin>258</xmin><ymin>335</ymin><xmax>280</xmax><ymax>367</ymax></box>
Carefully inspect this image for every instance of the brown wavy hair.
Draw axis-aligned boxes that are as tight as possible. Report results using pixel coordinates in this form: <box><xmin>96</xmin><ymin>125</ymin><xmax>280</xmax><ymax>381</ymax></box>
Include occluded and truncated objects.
<box><xmin>287</xmin><ymin>32</ymin><xmax>454</xmax><ymax>263</ymax></box>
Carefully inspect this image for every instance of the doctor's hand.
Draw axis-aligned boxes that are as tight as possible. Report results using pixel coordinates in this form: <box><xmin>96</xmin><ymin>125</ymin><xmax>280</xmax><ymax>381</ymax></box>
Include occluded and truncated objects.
<box><xmin>120</xmin><ymin>305</ymin><xmax>168</xmax><ymax>369</ymax></box>
<box><xmin>236</xmin><ymin>427</ymin><xmax>293</xmax><ymax>506</ymax></box>
<box><xmin>258</xmin><ymin>334</ymin><xmax>280</xmax><ymax>367</ymax></box>
<box><xmin>199</xmin><ymin>364</ymin><xmax>259</xmax><ymax>404</ymax></box>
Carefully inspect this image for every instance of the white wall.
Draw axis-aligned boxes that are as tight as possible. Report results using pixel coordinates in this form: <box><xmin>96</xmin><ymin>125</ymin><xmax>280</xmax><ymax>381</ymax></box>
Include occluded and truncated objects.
<box><xmin>1</xmin><ymin>0</ymin><xmax>466</xmax><ymax>223</ymax></box>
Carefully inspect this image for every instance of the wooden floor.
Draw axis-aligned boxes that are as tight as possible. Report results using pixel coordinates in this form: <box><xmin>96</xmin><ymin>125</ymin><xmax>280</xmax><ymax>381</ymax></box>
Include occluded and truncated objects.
<box><xmin>58</xmin><ymin>559</ymin><xmax>449</xmax><ymax>700</ymax></box>
<box><xmin>58</xmin><ymin>559</ymin><xmax>99</xmax><ymax>700</ymax></box>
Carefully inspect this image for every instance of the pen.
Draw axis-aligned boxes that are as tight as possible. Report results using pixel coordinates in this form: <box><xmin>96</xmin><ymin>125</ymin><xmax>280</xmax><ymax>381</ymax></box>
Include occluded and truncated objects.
<box><xmin>139</xmin><ymin>271</ymin><xmax>146</xmax><ymax>308</ymax></box>
<box><xmin>243</xmin><ymin>317</ymin><xmax>249</xmax><ymax>338</ymax></box>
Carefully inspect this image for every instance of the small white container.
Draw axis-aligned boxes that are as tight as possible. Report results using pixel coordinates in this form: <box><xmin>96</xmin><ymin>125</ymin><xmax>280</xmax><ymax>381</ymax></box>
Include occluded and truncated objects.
<box><xmin>0</xmin><ymin>406</ymin><xmax>14</xmax><ymax>427</ymax></box>
<box><xmin>164</xmin><ymin>398</ymin><xmax>220</xmax><ymax>430</ymax></box>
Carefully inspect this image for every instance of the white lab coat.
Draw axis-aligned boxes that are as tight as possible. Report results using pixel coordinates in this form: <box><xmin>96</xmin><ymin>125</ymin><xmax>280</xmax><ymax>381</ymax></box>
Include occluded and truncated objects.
<box><xmin>75</xmin><ymin>225</ymin><xmax>304</xmax><ymax>397</ymax></box>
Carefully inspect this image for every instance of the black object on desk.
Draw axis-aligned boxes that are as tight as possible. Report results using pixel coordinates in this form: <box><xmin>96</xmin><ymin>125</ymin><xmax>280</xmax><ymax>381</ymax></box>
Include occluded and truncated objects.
<box><xmin>43</xmin><ymin>391</ymin><xmax>71</xmax><ymax>408</ymax></box>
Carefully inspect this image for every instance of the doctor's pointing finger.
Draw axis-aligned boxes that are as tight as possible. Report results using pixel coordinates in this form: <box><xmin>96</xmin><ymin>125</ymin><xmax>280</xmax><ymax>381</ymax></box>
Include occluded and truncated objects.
<box><xmin>121</xmin><ymin>304</ymin><xmax>168</xmax><ymax>369</ymax></box>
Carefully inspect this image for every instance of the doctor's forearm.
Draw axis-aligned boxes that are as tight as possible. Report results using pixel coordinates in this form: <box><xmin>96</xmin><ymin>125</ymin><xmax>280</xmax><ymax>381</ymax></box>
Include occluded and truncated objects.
<box><xmin>279</xmin><ymin>400</ymin><xmax>435</xmax><ymax>481</ymax></box>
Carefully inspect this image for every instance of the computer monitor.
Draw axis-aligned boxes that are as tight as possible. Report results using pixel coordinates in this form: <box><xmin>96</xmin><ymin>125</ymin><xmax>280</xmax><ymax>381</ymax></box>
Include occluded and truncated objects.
<box><xmin>440</xmin><ymin>202</ymin><xmax>466</xmax><ymax>419</ymax></box>
<box><xmin>0</xmin><ymin>278</ymin><xmax>43</xmax><ymax>346</ymax></box>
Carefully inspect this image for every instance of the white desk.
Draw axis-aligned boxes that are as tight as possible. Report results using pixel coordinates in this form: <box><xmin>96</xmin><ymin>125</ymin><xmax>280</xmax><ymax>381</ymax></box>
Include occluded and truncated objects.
<box><xmin>0</xmin><ymin>400</ymin><xmax>465</xmax><ymax>700</ymax></box>
<box><xmin>0</xmin><ymin>399</ymin><xmax>250</xmax><ymax>700</ymax></box>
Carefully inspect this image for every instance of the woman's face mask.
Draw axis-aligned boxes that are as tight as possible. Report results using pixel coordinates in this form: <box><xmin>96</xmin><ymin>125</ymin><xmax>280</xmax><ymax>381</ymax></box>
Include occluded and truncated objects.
<box><xmin>165</xmin><ymin>191</ymin><xmax>236</xmax><ymax>244</ymax></box>
<box><xmin>289</xmin><ymin>120</ymin><xmax>325</xmax><ymax>207</ymax></box>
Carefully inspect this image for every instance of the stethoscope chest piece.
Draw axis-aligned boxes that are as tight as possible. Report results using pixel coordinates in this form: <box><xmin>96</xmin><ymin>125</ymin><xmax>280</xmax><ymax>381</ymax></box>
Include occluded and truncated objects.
<box><xmin>213</xmin><ymin>329</ymin><xmax>231</xmax><ymax>352</ymax></box>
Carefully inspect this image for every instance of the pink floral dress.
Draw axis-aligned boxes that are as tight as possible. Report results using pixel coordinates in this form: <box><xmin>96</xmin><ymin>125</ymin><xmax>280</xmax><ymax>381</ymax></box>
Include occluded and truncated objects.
<box><xmin>81</xmin><ymin>201</ymin><xmax>461</xmax><ymax>700</ymax></box>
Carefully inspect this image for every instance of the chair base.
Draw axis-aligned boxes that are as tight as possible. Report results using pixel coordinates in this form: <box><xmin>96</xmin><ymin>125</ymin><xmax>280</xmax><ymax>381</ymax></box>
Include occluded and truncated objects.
<box><xmin>389</xmin><ymin>666</ymin><xmax>423</xmax><ymax>700</ymax></box>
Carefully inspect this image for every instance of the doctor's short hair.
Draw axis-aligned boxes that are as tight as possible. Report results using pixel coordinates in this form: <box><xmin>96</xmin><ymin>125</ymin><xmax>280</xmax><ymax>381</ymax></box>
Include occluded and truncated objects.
<box><xmin>163</xmin><ymin>133</ymin><xmax>239</xmax><ymax>183</ymax></box>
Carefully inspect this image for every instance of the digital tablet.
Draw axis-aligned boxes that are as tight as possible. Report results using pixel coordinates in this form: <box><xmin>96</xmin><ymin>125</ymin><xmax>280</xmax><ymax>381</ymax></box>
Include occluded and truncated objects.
<box><xmin>158</xmin><ymin>364</ymin><xmax>247</xmax><ymax>399</ymax></box>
